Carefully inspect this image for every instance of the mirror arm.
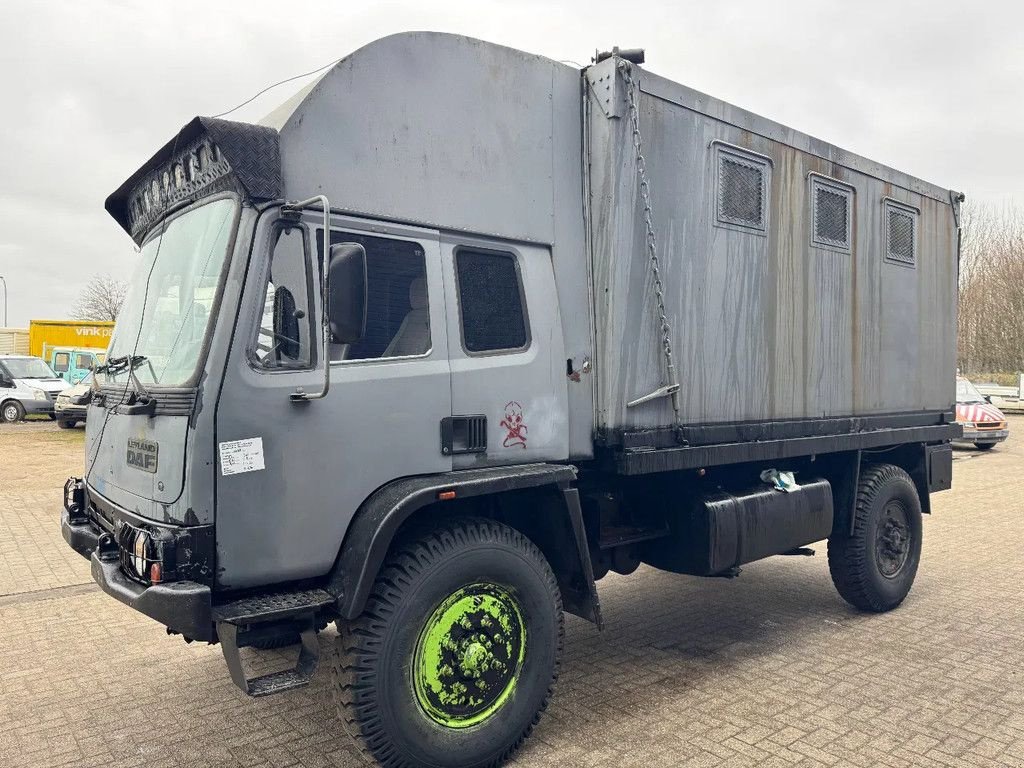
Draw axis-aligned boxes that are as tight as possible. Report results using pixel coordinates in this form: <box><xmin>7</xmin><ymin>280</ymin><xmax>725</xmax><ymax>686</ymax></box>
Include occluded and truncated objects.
<box><xmin>282</xmin><ymin>195</ymin><xmax>331</xmax><ymax>403</ymax></box>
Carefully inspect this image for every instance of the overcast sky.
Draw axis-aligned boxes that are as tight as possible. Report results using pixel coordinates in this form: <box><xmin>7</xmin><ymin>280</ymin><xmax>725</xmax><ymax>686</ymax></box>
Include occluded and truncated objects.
<box><xmin>1</xmin><ymin>0</ymin><xmax>1021</xmax><ymax>327</ymax></box>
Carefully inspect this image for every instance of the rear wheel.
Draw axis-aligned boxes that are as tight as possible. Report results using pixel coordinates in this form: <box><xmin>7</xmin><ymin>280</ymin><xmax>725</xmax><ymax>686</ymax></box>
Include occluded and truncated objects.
<box><xmin>828</xmin><ymin>463</ymin><xmax>922</xmax><ymax>612</ymax></box>
<box><xmin>333</xmin><ymin>519</ymin><xmax>563</xmax><ymax>768</ymax></box>
<box><xmin>1</xmin><ymin>401</ymin><xmax>25</xmax><ymax>423</ymax></box>
<box><xmin>975</xmin><ymin>442</ymin><xmax>996</xmax><ymax>451</ymax></box>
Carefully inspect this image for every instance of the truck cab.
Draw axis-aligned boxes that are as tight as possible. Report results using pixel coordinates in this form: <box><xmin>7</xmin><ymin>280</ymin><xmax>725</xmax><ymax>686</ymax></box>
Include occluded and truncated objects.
<box><xmin>0</xmin><ymin>354</ymin><xmax>69</xmax><ymax>422</ymax></box>
<box><xmin>47</xmin><ymin>346</ymin><xmax>106</xmax><ymax>384</ymax></box>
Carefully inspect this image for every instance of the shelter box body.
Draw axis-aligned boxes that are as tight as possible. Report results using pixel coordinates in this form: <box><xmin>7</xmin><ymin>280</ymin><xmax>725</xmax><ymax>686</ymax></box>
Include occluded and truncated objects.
<box><xmin>584</xmin><ymin>57</ymin><xmax>959</xmax><ymax>438</ymax></box>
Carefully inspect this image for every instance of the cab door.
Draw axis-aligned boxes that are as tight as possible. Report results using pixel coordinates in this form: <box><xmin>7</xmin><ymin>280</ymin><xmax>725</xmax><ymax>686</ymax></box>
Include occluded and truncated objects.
<box><xmin>215</xmin><ymin>211</ymin><xmax>451</xmax><ymax>590</ymax></box>
<box><xmin>51</xmin><ymin>350</ymin><xmax>71</xmax><ymax>382</ymax></box>
<box><xmin>441</xmin><ymin>237</ymin><xmax>568</xmax><ymax>467</ymax></box>
<box><xmin>70</xmin><ymin>351</ymin><xmax>95</xmax><ymax>383</ymax></box>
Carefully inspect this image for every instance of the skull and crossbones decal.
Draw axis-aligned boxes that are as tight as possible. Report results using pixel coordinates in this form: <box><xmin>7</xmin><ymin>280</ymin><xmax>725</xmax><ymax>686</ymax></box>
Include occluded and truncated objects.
<box><xmin>500</xmin><ymin>401</ymin><xmax>528</xmax><ymax>449</ymax></box>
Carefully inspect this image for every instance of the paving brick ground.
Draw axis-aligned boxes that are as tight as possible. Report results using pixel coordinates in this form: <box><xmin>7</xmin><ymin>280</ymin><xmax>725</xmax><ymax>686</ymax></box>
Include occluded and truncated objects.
<box><xmin>0</xmin><ymin>418</ymin><xmax>1022</xmax><ymax>767</ymax></box>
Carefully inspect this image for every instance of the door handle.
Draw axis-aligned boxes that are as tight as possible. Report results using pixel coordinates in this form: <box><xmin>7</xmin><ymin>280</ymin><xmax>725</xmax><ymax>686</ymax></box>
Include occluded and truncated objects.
<box><xmin>441</xmin><ymin>415</ymin><xmax>487</xmax><ymax>455</ymax></box>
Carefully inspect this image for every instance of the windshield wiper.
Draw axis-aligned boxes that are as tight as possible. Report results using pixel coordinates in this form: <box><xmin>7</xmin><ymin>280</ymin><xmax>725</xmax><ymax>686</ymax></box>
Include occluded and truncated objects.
<box><xmin>95</xmin><ymin>354</ymin><xmax>159</xmax><ymax>416</ymax></box>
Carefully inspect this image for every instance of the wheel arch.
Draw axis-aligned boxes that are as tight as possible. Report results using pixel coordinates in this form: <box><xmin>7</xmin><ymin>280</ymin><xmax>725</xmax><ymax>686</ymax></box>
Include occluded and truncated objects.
<box><xmin>858</xmin><ymin>442</ymin><xmax>951</xmax><ymax>519</ymax></box>
<box><xmin>327</xmin><ymin>463</ymin><xmax>602</xmax><ymax>628</ymax></box>
<box><xmin>821</xmin><ymin>441</ymin><xmax>951</xmax><ymax>536</ymax></box>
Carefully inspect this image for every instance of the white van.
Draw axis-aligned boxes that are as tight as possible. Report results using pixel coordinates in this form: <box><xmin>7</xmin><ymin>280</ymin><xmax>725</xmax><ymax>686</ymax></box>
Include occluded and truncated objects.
<box><xmin>0</xmin><ymin>354</ymin><xmax>70</xmax><ymax>422</ymax></box>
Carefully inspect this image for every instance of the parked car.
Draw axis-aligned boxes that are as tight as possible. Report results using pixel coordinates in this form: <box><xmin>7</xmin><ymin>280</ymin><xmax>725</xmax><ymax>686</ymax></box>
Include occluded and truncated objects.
<box><xmin>0</xmin><ymin>354</ymin><xmax>70</xmax><ymax>422</ymax></box>
<box><xmin>955</xmin><ymin>377</ymin><xmax>1009</xmax><ymax>450</ymax></box>
<box><xmin>54</xmin><ymin>372</ymin><xmax>93</xmax><ymax>428</ymax></box>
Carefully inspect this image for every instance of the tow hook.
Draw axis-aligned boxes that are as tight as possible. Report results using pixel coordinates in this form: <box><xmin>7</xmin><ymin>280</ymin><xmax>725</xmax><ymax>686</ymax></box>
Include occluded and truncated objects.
<box><xmin>96</xmin><ymin>532</ymin><xmax>119</xmax><ymax>562</ymax></box>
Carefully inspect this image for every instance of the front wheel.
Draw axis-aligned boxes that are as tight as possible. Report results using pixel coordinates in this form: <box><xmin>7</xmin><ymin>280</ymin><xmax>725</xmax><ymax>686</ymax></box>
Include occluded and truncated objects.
<box><xmin>975</xmin><ymin>442</ymin><xmax>996</xmax><ymax>451</ymax></box>
<box><xmin>333</xmin><ymin>519</ymin><xmax>563</xmax><ymax>768</ymax></box>
<box><xmin>57</xmin><ymin>419</ymin><xmax>77</xmax><ymax>430</ymax></box>
<box><xmin>828</xmin><ymin>464</ymin><xmax>923</xmax><ymax>612</ymax></box>
<box><xmin>1</xmin><ymin>400</ymin><xmax>25</xmax><ymax>423</ymax></box>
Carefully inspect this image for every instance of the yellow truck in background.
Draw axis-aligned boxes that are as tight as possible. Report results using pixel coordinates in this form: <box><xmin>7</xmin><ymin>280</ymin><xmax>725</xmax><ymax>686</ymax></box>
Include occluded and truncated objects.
<box><xmin>1</xmin><ymin>321</ymin><xmax>113</xmax><ymax>391</ymax></box>
<box><xmin>28</xmin><ymin>319</ymin><xmax>114</xmax><ymax>358</ymax></box>
<box><xmin>28</xmin><ymin>320</ymin><xmax>114</xmax><ymax>383</ymax></box>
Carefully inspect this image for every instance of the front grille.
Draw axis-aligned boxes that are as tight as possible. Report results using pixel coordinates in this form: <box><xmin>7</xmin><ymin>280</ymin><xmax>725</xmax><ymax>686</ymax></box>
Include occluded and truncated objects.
<box><xmin>975</xmin><ymin>421</ymin><xmax>1006</xmax><ymax>430</ymax></box>
<box><xmin>96</xmin><ymin>385</ymin><xmax>197</xmax><ymax>416</ymax></box>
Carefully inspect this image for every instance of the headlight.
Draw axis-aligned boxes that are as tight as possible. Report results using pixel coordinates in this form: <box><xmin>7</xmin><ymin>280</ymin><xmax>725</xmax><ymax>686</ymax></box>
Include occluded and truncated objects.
<box><xmin>133</xmin><ymin>531</ymin><xmax>150</xmax><ymax>579</ymax></box>
<box><xmin>960</xmin><ymin>422</ymin><xmax>975</xmax><ymax>428</ymax></box>
<box><xmin>30</xmin><ymin>388</ymin><xmax>46</xmax><ymax>400</ymax></box>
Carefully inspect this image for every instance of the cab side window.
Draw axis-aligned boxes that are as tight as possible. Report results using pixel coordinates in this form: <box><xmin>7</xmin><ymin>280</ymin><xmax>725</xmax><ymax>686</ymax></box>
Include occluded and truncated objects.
<box><xmin>53</xmin><ymin>352</ymin><xmax>70</xmax><ymax>373</ymax></box>
<box><xmin>320</xmin><ymin>232</ymin><xmax>430</xmax><ymax>361</ymax></box>
<box><xmin>74</xmin><ymin>353</ymin><xmax>93</xmax><ymax>370</ymax></box>
<box><xmin>254</xmin><ymin>225</ymin><xmax>314</xmax><ymax>369</ymax></box>
<box><xmin>455</xmin><ymin>249</ymin><xmax>529</xmax><ymax>353</ymax></box>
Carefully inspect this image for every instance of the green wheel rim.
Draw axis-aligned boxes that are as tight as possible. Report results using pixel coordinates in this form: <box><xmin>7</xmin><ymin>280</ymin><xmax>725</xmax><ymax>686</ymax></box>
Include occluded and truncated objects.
<box><xmin>412</xmin><ymin>582</ymin><xmax>526</xmax><ymax>728</ymax></box>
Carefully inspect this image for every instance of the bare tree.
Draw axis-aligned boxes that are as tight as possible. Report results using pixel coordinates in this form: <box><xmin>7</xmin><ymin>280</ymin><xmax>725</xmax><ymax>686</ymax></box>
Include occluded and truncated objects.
<box><xmin>73</xmin><ymin>274</ymin><xmax>128</xmax><ymax>322</ymax></box>
<box><xmin>957</xmin><ymin>202</ymin><xmax>1024</xmax><ymax>376</ymax></box>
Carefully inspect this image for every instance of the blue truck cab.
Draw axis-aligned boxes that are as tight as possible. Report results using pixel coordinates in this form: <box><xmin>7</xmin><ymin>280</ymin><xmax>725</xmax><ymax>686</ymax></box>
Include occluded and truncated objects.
<box><xmin>47</xmin><ymin>347</ymin><xmax>106</xmax><ymax>384</ymax></box>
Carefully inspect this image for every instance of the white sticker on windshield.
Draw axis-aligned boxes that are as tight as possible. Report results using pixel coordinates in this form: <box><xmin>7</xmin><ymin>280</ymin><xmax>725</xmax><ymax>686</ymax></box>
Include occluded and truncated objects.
<box><xmin>219</xmin><ymin>437</ymin><xmax>265</xmax><ymax>476</ymax></box>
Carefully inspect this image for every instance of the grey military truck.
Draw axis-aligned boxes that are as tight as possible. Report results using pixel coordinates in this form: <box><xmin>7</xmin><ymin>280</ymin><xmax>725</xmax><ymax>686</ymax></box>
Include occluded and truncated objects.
<box><xmin>61</xmin><ymin>32</ymin><xmax>961</xmax><ymax>768</ymax></box>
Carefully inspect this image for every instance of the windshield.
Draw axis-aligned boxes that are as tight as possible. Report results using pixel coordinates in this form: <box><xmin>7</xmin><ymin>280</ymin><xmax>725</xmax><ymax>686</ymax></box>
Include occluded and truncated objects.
<box><xmin>3</xmin><ymin>357</ymin><xmax>59</xmax><ymax>379</ymax></box>
<box><xmin>956</xmin><ymin>378</ymin><xmax>985</xmax><ymax>404</ymax></box>
<box><xmin>105</xmin><ymin>198</ymin><xmax>236</xmax><ymax>387</ymax></box>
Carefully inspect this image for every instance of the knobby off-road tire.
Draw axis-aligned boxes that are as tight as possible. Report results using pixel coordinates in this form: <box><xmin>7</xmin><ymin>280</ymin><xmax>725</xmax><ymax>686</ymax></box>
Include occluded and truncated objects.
<box><xmin>333</xmin><ymin>518</ymin><xmax>563</xmax><ymax>768</ymax></box>
<box><xmin>828</xmin><ymin>463</ymin><xmax>923</xmax><ymax>612</ymax></box>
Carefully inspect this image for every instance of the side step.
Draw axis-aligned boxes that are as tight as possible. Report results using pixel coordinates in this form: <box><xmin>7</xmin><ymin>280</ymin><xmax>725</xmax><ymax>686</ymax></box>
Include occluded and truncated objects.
<box><xmin>213</xmin><ymin>588</ymin><xmax>334</xmax><ymax>697</ymax></box>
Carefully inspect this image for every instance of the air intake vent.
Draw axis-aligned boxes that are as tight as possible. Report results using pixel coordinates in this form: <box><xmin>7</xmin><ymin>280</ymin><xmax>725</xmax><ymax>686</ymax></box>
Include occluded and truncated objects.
<box><xmin>884</xmin><ymin>200</ymin><xmax>917</xmax><ymax>266</ymax></box>
<box><xmin>721</xmin><ymin>160</ymin><xmax>763</xmax><ymax>225</ymax></box>
<box><xmin>810</xmin><ymin>176</ymin><xmax>853</xmax><ymax>252</ymax></box>
<box><xmin>713</xmin><ymin>143</ymin><xmax>771</xmax><ymax>234</ymax></box>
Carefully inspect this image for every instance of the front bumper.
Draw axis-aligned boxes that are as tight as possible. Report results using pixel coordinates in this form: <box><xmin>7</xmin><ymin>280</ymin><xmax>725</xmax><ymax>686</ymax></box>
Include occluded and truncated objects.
<box><xmin>54</xmin><ymin>402</ymin><xmax>88</xmax><ymax>421</ymax></box>
<box><xmin>62</xmin><ymin>508</ymin><xmax>214</xmax><ymax>641</ymax></box>
<box><xmin>957</xmin><ymin>427</ymin><xmax>1009</xmax><ymax>444</ymax></box>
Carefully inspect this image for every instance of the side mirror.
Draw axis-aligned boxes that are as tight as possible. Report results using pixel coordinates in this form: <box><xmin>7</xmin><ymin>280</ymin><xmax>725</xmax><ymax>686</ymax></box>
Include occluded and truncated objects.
<box><xmin>328</xmin><ymin>243</ymin><xmax>368</xmax><ymax>344</ymax></box>
<box><xmin>272</xmin><ymin>286</ymin><xmax>300</xmax><ymax>360</ymax></box>
<box><xmin>984</xmin><ymin>395</ymin><xmax>992</xmax><ymax>404</ymax></box>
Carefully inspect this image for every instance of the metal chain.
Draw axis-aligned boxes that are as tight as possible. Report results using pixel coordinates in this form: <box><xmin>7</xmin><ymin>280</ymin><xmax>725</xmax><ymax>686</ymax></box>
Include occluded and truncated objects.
<box><xmin>618</xmin><ymin>60</ymin><xmax>684</xmax><ymax>440</ymax></box>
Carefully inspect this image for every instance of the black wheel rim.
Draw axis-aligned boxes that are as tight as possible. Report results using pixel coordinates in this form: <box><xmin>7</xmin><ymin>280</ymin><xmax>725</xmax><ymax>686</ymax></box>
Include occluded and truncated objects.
<box><xmin>875</xmin><ymin>501</ymin><xmax>911</xmax><ymax>578</ymax></box>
